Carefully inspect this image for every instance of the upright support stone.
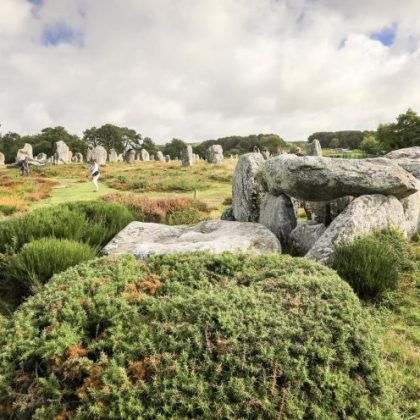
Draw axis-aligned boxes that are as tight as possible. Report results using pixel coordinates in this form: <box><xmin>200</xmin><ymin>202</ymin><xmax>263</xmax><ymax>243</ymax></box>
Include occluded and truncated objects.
<box><xmin>232</xmin><ymin>153</ymin><xmax>265</xmax><ymax>222</ymax></box>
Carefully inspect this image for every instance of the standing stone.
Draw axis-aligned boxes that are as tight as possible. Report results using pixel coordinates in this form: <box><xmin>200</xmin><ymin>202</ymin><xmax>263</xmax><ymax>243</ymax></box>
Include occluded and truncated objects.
<box><xmin>306</xmin><ymin>194</ymin><xmax>406</xmax><ymax>265</ymax></box>
<box><xmin>140</xmin><ymin>149</ymin><xmax>150</xmax><ymax>161</ymax></box>
<box><xmin>165</xmin><ymin>155</ymin><xmax>171</xmax><ymax>162</ymax></box>
<box><xmin>109</xmin><ymin>149</ymin><xmax>118</xmax><ymax>163</ymax></box>
<box><xmin>400</xmin><ymin>191</ymin><xmax>420</xmax><ymax>236</ymax></box>
<box><xmin>181</xmin><ymin>146</ymin><xmax>193</xmax><ymax>166</ymax></box>
<box><xmin>125</xmin><ymin>149</ymin><xmax>136</xmax><ymax>163</ymax></box>
<box><xmin>117</xmin><ymin>154</ymin><xmax>124</xmax><ymax>162</ymax></box>
<box><xmin>206</xmin><ymin>145</ymin><xmax>224</xmax><ymax>164</ymax></box>
<box><xmin>258</xmin><ymin>193</ymin><xmax>297</xmax><ymax>246</ymax></box>
<box><xmin>289</xmin><ymin>222</ymin><xmax>327</xmax><ymax>256</ymax></box>
<box><xmin>68</xmin><ymin>150</ymin><xmax>73</xmax><ymax>163</ymax></box>
<box><xmin>150</xmin><ymin>154</ymin><xmax>155</xmax><ymax>161</ymax></box>
<box><xmin>36</xmin><ymin>153</ymin><xmax>47</xmax><ymax>162</ymax></box>
<box><xmin>54</xmin><ymin>141</ymin><xmax>70</xmax><ymax>164</ymax></box>
<box><xmin>259</xmin><ymin>154</ymin><xmax>418</xmax><ymax>200</ymax></box>
<box><xmin>87</xmin><ymin>145</ymin><xmax>107</xmax><ymax>164</ymax></box>
<box><xmin>16</xmin><ymin>143</ymin><xmax>33</xmax><ymax>162</ymax></box>
<box><xmin>0</xmin><ymin>152</ymin><xmax>5</xmax><ymax>165</ymax></box>
<box><xmin>232</xmin><ymin>153</ymin><xmax>265</xmax><ymax>222</ymax></box>
<box><xmin>74</xmin><ymin>152</ymin><xmax>83</xmax><ymax>163</ymax></box>
<box><xmin>307</xmin><ymin>139</ymin><xmax>322</xmax><ymax>156</ymax></box>
<box><xmin>156</xmin><ymin>151</ymin><xmax>165</xmax><ymax>161</ymax></box>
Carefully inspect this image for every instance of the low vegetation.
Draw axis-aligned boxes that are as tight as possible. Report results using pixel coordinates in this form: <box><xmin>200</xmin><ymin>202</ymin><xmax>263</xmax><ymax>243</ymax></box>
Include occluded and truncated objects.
<box><xmin>102</xmin><ymin>193</ymin><xmax>214</xmax><ymax>224</ymax></box>
<box><xmin>0</xmin><ymin>170</ymin><xmax>56</xmax><ymax>217</ymax></box>
<box><xmin>332</xmin><ymin>229</ymin><xmax>408</xmax><ymax>300</ymax></box>
<box><xmin>0</xmin><ymin>253</ymin><xmax>395</xmax><ymax>418</ymax></box>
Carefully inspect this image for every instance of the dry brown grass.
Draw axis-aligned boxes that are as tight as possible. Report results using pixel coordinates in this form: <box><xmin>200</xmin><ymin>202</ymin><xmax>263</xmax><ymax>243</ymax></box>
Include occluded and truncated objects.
<box><xmin>101</xmin><ymin>193</ymin><xmax>214</xmax><ymax>223</ymax></box>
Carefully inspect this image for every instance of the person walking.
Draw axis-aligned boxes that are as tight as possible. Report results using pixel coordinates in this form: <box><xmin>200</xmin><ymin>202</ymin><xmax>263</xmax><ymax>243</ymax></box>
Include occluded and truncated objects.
<box><xmin>21</xmin><ymin>157</ymin><xmax>30</xmax><ymax>176</ymax></box>
<box><xmin>90</xmin><ymin>159</ymin><xmax>100</xmax><ymax>192</ymax></box>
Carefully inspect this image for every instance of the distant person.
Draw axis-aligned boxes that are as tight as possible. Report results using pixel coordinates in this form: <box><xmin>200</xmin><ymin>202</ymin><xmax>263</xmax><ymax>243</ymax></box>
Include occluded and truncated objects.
<box><xmin>21</xmin><ymin>157</ymin><xmax>30</xmax><ymax>176</ymax></box>
<box><xmin>294</xmin><ymin>147</ymin><xmax>304</xmax><ymax>157</ymax></box>
<box><xmin>90</xmin><ymin>159</ymin><xmax>100</xmax><ymax>192</ymax></box>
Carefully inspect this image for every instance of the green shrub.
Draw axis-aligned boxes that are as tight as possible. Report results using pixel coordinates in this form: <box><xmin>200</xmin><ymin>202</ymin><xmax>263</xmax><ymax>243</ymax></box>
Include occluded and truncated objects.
<box><xmin>167</xmin><ymin>207</ymin><xmax>203</xmax><ymax>225</ymax></box>
<box><xmin>0</xmin><ymin>201</ymin><xmax>135</xmax><ymax>254</ymax></box>
<box><xmin>2</xmin><ymin>238</ymin><xmax>96</xmax><ymax>306</ymax></box>
<box><xmin>0</xmin><ymin>253</ymin><xmax>396</xmax><ymax>418</ymax></box>
<box><xmin>332</xmin><ymin>229</ymin><xmax>408</xmax><ymax>299</ymax></box>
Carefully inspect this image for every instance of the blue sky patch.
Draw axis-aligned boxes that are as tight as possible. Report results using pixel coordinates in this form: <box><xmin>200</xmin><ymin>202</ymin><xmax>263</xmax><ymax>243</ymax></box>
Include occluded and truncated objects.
<box><xmin>370</xmin><ymin>24</ymin><xmax>397</xmax><ymax>46</ymax></box>
<box><xmin>42</xmin><ymin>22</ymin><xmax>83</xmax><ymax>47</ymax></box>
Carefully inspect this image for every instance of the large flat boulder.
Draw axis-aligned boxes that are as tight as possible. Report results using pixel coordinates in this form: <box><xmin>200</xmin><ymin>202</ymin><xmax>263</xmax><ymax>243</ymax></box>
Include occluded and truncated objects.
<box><xmin>232</xmin><ymin>153</ymin><xmax>265</xmax><ymax>222</ymax></box>
<box><xmin>258</xmin><ymin>154</ymin><xmax>418</xmax><ymax>200</ymax></box>
<box><xmin>102</xmin><ymin>220</ymin><xmax>281</xmax><ymax>259</ymax></box>
<box><xmin>306</xmin><ymin>194</ymin><xmax>405</xmax><ymax>265</ymax></box>
<box><xmin>386</xmin><ymin>146</ymin><xmax>420</xmax><ymax>160</ymax></box>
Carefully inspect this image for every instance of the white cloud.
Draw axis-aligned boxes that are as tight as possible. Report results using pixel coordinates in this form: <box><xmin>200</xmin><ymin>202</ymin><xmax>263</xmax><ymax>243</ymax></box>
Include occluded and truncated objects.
<box><xmin>1</xmin><ymin>0</ymin><xmax>420</xmax><ymax>143</ymax></box>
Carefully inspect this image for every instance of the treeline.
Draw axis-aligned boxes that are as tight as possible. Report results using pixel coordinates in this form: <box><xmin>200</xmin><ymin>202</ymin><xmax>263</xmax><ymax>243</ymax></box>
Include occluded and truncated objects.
<box><xmin>193</xmin><ymin>134</ymin><xmax>288</xmax><ymax>157</ymax></box>
<box><xmin>307</xmin><ymin>109</ymin><xmax>420</xmax><ymax>153</ymax></box>
<box><xmin>0</xmin><ymin>127</ymin><xmax>287</xmax><ymax>164</ymax></box>
<box><xmin>307</xmin><ymin>131</ymin><xmax>375</xmax><ymax>149</ymax></box>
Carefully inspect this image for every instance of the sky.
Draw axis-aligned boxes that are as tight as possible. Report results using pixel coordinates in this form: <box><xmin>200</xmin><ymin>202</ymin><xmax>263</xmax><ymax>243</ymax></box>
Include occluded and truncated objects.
<box><xmin>1</xmin><ymin>0</ymin><xmax>420</xmax><ymax>143</ymax></box>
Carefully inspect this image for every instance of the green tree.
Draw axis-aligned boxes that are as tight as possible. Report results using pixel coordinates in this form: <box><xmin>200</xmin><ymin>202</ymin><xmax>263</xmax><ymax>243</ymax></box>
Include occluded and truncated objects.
<box><xmin>142</xmin><ymin>137</ymin><xmax>158</xmax><ymax>155</ymax></box>
<box><xmin>329</xmin><ymin>138</ymin><xmax>340</xmax><ymax>149</ymax></box>
<box><xmin>83</xmin><ymin>124</ymin><xmax>142</xmax><ymax>154</ymax></box>
<box><xmin>376</xmin><ymin>109</ymin><xmax>420</xmax><ymax>152</ymax></box>
<box><xmin>360</xmin><ymin>135</ymin><xmax>381</xmax><ymax>155</ymax></box>
<box><xmin>0</xmin><ymin>132</ymin><xmax>24</xmax><ymax>163</ymax></box>
<box><xmin>162</xmin><ymin>138</ymin><xmax>187</xmax><ymax>159</ymax></box>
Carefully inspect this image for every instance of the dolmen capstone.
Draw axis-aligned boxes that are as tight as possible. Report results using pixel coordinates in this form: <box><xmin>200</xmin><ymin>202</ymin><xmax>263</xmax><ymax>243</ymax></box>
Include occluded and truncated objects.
<box><xmin>229</xmin><ymin>147</ymin><xmax>420</xmax><ymax>265</ymax></box>
<box><xmin>181</xmin><ymin>146</ymin><xmax>193</xmax><ymax>166</ymax></box>
<box><xmin>206</xmin><ymin>145</ymin><xmax>224</xmax><ymax>164</ymax></box>
<box><xmin>102</xmin><ymin>220</ymin><xmax>281</xmax><ymax>259</ymax></box>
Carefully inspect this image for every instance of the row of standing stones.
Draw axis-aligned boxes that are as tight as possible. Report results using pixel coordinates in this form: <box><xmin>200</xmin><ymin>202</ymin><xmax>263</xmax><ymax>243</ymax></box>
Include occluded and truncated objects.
<box><xmin>226</xmin><ymin>141</ymin><xmax>420</xmax><ymax>265</ymax></box>
<box><xmin>0</xmin><ymin>141</ymin><xmax>232</xmax><ymax>167</ymax></box>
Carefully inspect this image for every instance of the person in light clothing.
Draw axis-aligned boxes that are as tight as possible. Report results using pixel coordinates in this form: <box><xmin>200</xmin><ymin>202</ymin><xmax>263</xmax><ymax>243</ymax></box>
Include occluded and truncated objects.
<box><xmin>90</xmin><ymin>159</ymin><xmax>100</xmax><ymax>192</ymax></box>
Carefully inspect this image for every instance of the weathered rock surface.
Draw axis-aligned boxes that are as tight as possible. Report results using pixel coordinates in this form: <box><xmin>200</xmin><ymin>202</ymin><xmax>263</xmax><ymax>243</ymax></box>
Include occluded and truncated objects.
<box><xmin>307</xmin><ymin>139</ymin><xmax>322</xmax><ymax>156</ymax></box>
<box><xmin>156</xmin><ymin>151</ymin><xmax>165</xmax><ymax>161</ymax></box>
<box><xmin>391</xmin><ymin>158</ymin><xmax>420</xmax><ymax>180</ymax></box>
<box><xmin>74</xmin><ymin>152</ymin><xmax>83</xmax><ymax>163</ymax></box>
<box><xmin>259</xmin><ymin>154</ymin><xmax>418</xmax><ymax>200</ymax></box>
<box><xmin>306</xmin><ymin>194</ymin><xmax>405</xmax><ymax>265</ymax></box>
<box><xmin>87</xmin><ymin>145</ymin><xmax>107</xmax><ymax>164</ymax></box>
<box><xmin>261</xmin><ymin>150</ymin><xmax>271</xmax><ymax>160</ymax></box>
<box><xmin>54</xmin><ymin>141</ymin><xmax>70</xmax><ymax>164</ymax></box>
<box><xmin>109</xmin><ymin>149</ymin><xmax>118</xmax><ymax>162</ymax></box>
<box><xmin>102</xmin><ymin>220</ymin><xmax>281</xmax><ymax>259</ymax></box>
<box><xmin>165</xmin><ymin>155</ymin><xmax>171</xmax><ymax>162</ymax></box>
<box><xmin>36</xmin><ymin>153</ymin><xmax>47</xmax><ymax>162</ymax></box>
<box><xmin>206</xmin><ymin>145</ymin><xmax>224</xmax><ymax>164</ymax></box>
<box><xmin>258</xmin><ymin>193</ymin><xmax>297</xmax><ymax>245</ymax></box>
<box><xmin>290</xmin><ymin>222</ymin><xmax>326</xmax><ymax>256</ymax></box>
<box><xmin>16</xmin><ymin>143</ymin><xmax>33</xmax><ymax>162</ymax></box>
<box><xmin>181</xmin><ymin>146</ymin><xmax>193</xmax><ymax>166</ymax></box>
<box><xmin>401</xmin><ymin>191</ymin><xmax>420</xmax><ymax>236</ymax></box>
<box><xmin>125</xmin><ymin>149</ymin><xmax>136</xmax><ymax>163</ymax></box>
<box><xmin>0</xmin><ymin>152</ymin><xmax>5</xmax><ymax>165</ymax></box>
<box><xmin>150</xmin><ymin>154</ymin><xmax>155</xmax><ymax>161</ymax></box>
<box><xmin>232</xmin><ymin>153</ymin><xmax>265</xmax><ymax>222</ymax></box>
<box><xmin>140</xmin><ymin>149</ymin><xmax>149</xmax><ymax>161</ymax></box>
<box><xmin>386</xmin><ymin>146</ymin><xmax>420</xmax><ymax>160</ymax></box>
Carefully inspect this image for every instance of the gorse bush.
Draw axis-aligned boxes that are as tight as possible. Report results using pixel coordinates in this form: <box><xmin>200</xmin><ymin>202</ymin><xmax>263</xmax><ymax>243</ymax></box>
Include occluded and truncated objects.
<box><xmin>3</xmin><ymin>238</ymin><xmax>96</xmax><ymax>306</ymax></box>
<box><xmin>0</xmin><ymin>253</ymin><xmax>396</xmax><ymax>418</ymax></box>
<box><xmin>0</xmin><ymin>200</ymin><xmax>135</xmax><ymax>254</ymax></box>
<box><xmin>333</xmin><ymin>229</ymin><xmax>408</xmax><ymax>299</ymax></box>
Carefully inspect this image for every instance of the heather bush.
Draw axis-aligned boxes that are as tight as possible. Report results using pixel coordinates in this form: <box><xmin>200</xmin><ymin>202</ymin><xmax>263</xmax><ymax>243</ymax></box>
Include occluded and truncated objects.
<box><xmin>0</xmin><ymin>253</ymin><xmax>396</xmax><ymax>418</ymax></box>
<box><xmin>333</xmin><ymin>229</ymin><xmax>408</xmax><ymax>299</ymax></box>
<box><xmin>3</xmin><ymin>238</ymin><xmax>96</xmax><ymax>306</ymax></box>
<box><xmin>0</xmin><ymin>201</ymin><xmax>134</xmax><ymax>253</ymax></box>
